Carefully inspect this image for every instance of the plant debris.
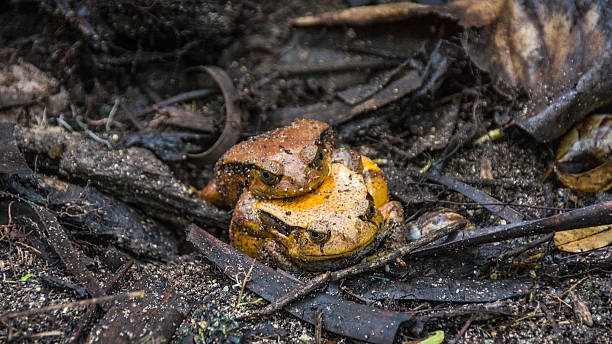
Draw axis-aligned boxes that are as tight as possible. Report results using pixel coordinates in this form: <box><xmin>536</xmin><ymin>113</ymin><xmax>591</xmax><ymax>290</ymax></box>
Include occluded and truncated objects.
<box><xmin>187</xmin><ymin>224</ymin><xmax>417</xmax><ymax>344</ymax></box>
<box><xmin>554</xmin><ymin>225</ymin><xmax>612</xmax><ymax>253</ymax></box>
<box><xmin>293</xmin><ymin>0</ymin><xmax>612</xmax><ymax>141</ymax></box>
<box><xmin>346</xmin><ymin>276</ymin><xmax>529</xmax><ymax>303</ymax></box>
<box><xmin>1</xmin><ymin>0</ymin><xmax>611</xmax><ymax>342</ymax></box>
<box><xmin>554</xmin><ymin>114</ymin><xmax>612</xmax><ymax>193</ymax></box>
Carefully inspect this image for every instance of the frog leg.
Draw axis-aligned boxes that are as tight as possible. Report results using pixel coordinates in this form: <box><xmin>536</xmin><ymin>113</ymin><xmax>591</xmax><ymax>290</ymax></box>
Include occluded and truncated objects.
<box><xmin>379</xmin><ymin>201</ymin><xmax>405</xmax><ymax>250</ymax></box>
<box><xmin>362</xmin><ymin>200</ymin><xmax>407</xmax><ymax>265</ymax></box>
<box><xmin>361</xmin><ymin>156</ymin><xmax>390</xmax><ymax>209</ymax></box>
<box><xmin>200</xmin><ymin>167</ymin><xmax>250</xmax><ymax>208</ymax></box>
<box><xmin>332</xmin><ymin>149</ymin><xmax>390</xmax><ymax>208</ymax></box>
<box><xmin>230</xmin><ymin>224</ymin><xmax>264</xmax><ymax>260</ymax></box>
<box><xmin>259</xmin><ymin>239</ymin><xmax>300</xmax><ymax>272</ymax></box>
<box><xmin>229</xmin><ymin>190</ymin><xmax>270</xmax><ymax>259</ymax></box>
<box><xmin>199</xmin><ymin>178</ymin><xmax>223</xmax><ymax>206</ymax></box>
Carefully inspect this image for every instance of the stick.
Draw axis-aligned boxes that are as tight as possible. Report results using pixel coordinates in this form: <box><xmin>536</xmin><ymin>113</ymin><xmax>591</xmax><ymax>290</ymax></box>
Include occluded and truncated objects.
<box><xmin>411</xmin><ymin>201</ymin><xmax>612</xmax><ymax>257</ymax></box>
<box><xmin>70</xmin><ymin>260</ymin><xmax>134</xmax><ymax>343</ymax></box>
<box><xmin>0</xmin><ymin>291</ymin><xmax>144</xmax><ymax>321</ymax></box>
<box><xmin>257</xmin><ymin>220</ymin><xmax>465</xmax><ymax>316</ymax></box>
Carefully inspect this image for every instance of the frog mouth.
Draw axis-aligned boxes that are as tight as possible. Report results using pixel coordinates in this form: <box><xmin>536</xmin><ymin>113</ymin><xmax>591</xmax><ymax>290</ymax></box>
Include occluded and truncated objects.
<box><xmin>302</xmin><ymin>228</ymin><xmax>384</xmax><ymax>260</ymax></box>
<box><xmin>294</xmin><ymin>226</ymin><xmax>388</xmax><ymax>271</ymax></box>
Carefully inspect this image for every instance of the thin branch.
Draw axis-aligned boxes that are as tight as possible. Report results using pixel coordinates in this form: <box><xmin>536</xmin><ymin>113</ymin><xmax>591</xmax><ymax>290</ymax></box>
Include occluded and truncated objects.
<box><xmin>256</xmin><ymin>220</ymin><xmax>465</xmax><ymax>316</ymax></box>
<box><xmin>0</xmin><ymin>291</ymin><xmax>144</xmax><ymax>321</ymax></box>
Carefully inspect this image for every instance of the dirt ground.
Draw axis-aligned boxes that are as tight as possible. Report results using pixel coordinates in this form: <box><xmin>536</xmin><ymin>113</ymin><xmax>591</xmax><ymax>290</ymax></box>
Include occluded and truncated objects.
<box><xmin>1</xmin><ymin>1</ymin><xmax>611</xmax><ymax>343</ymax></box>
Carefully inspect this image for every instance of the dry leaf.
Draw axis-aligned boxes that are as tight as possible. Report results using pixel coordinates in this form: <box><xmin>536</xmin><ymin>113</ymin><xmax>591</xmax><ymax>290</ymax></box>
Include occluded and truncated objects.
<box><xmin>406</xmin><ymin>330</ymin><xmax>445</xmax><ymax>344</ymax></box>
<box><xmin>554</xmin><ymin>114</ymin><xmax>612</xmax><ymax>193</ymax></box>
<box><xmin>568</xmin><ymin>291</ymin><xmax>594</xmax><ymax>327</ymax></box>
<box><xmin>554</xmin><ymin>224</ymin><xmax>612</xmax><ymax>253</ymax></box>
<box><xmin>294</xmin><ymin>0</ymin><xmax>612</xmax><ymax>141</ymax></box>
<box><xmin>462</xmin><ymin>0</ymin><xmax>612</xmax><ymax>141</ymax></box>
<box><xmin>407</xmin><ymin>208</ymin><xmax>473</xmax><ymax>240</ymax></box>
<box><xmin>0</xmin><ymin>63</ymin><xmax>68</xmax><ymax>113</ymax></box>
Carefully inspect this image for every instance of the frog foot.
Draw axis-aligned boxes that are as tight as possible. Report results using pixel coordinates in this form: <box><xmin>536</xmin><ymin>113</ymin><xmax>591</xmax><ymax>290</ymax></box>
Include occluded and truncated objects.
<box><xmin>199</xmin><ymin>179</ymin><xmax>226</xmax><ymax>207</ymax></box>
<box><xmin>259</xmin><ymin>240</ymin><xmax>300</xmax><ymax>273</ymax></box>
<box><xmin>379</xmin><ymin>201</ymin><xmax>405</xmax><ymax>250</ymax></box>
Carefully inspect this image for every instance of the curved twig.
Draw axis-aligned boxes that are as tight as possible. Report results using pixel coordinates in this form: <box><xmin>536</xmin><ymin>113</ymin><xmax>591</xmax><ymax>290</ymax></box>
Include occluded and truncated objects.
<box><xmin>188</xmin><ymin>66</ymin><xmax>244</xmax><ymax>164</ymax></box>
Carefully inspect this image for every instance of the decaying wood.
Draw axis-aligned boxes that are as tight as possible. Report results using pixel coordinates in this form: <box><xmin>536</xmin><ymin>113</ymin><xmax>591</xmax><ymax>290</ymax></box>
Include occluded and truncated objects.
<box><xmin>15</xmin><ymin>127</ymin><xmax>230</xmax><ymax>229</ymax></box>
<box><xmin>4</xmin><ymin>193</ymin><xmax>103</xmax><ymax>297</ymax></box>
<box><xmin>0</xmin><ymin>123</ymin><xmax>31</xmax><ymax>176</ymax></box>
<box><xmin>70</xmin><ymin>259</ymin><xmax>134</xmax><ymax>344</ymax></box>
<box><xmin>346</xmin><ymin>276</ymin><xmax>529</xmax><ymax>303</ymax></box>
<box><xmin>86</xmin><ymin>277</ymin><xmax>189</xmax><ymax>344</ymax></box>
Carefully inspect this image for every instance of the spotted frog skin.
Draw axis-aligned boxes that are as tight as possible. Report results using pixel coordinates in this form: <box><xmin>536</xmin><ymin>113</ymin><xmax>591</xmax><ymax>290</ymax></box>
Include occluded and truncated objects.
<box><xmin>229</xmin><ymin>150</ymin><xmax>404</xmax><ymax>272</ymax></box>
<box><xmin>200</xmin><ymin>119</ymin><xmax>334</xmax><ymax>208</ymax></box>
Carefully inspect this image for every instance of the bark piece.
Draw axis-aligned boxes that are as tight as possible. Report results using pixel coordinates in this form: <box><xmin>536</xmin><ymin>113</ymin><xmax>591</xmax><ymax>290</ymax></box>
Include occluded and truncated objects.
<box><xmin>16</xmin><ymin>126</ymin><xmax>230</xmax><ymax>229</ymax></box>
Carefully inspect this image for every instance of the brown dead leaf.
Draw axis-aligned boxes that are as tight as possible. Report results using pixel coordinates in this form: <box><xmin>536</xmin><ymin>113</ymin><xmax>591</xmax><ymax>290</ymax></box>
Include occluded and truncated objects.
<box><xmin>480</xmin><ymin>157</ymin><xmax>493</xmax><ymax>179</ymax></box>
<box><xmin>553</xmin><ymin>224</ymin><xmax>612</xmax><ymax>253</ymax></box>
<box><xmin>293</xmin><ymin>2</ymin><xmax>433</xmax><ymax>26</ymax></box>
<box><xmin>462</xmin><ymin>0</ymin><xmax>612</xmax><ymax>141</ymax></box>
<box><xmin>554</xmin><ymin>114</ymin><xmax>612</xmax><ymax>193</ymax></box>
<box><xmin>0</xmin><ymin>63</ymin><xmax>68</xmax><ymax>113</ymax></box>
<box><xmin>294</xmin><ymin>0</ymin><xmax>612</xmax><ymax>141</ymax></box>
<box><xmin>568</xmin><ymin>291</ymin><xmax>594</xmax><ymax>327</ymax></box>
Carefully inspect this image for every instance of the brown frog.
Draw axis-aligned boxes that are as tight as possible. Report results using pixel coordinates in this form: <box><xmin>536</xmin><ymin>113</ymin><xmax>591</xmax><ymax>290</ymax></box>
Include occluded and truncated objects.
<box><xmin>229</xmin><ymin>150</ymin><xmax>405</xmax><ymax>272</ymax></box>
<box><xmin>200</xmin><ymin>119</ymin><xmax>333</xmax><ymax>207</ymax></box>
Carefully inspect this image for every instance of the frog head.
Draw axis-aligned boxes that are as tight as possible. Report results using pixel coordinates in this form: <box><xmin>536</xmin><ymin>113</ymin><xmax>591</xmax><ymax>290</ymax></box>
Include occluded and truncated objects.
<box><xmin>212</xmin><ymin>119</ymin><xmax>334</xmax><ymax>205</ymax></box>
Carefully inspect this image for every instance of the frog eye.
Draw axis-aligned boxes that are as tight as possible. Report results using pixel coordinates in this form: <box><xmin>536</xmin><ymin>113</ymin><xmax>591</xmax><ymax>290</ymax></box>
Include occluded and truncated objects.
<box><xmin>360</xmin><ymin>201</ymin><xmax>376</xmax><ymax>222</ymax></box>
<box><xmin>309</xmin><ymin>147</ymin><xmax>325</xmax><ymax>170</ymax></box>
<box><xmin>259</xmin><ymin>170</ymin><xmax>281</xmax><ymax>185</ymax></box>
<box><xmin>308</xmin><ymin>230</ymin><xmax>329</xmax><ymax>244</ymax></box>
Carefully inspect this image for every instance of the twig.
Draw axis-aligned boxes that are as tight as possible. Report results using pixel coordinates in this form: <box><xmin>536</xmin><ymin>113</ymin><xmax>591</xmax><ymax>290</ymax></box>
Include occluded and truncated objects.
<box><xmin>424</xmin><ymin>172</ymin><xmax>525</xmax><ymax>223</ymax></box>
<box><xmin>256</xmin><ymin>220</ymin><xmax>465</xmax><ymax>316</ymax></box>
<box><xmin>74</xmin><ymin>114</ymin><xmax>113</xmax><ymax>149</ymax></box>
<box><xmin>28</xmin><ymin>330</ymin><xmax>64</xmax><ymax>338</ymax></box>
<box><xmin>452</xmin><ymin>314</ymin><xmax>474</xmax><ymax>344</ymax></box>
<box><xmin>496</xmin><ymin>233</ymin><xmax>554</xmax><ymax>262</ymax></box>
<box><xmin>314</xmin><ymin>309</ymin><xmax>323</xmax><ymax>344</ymax></box>
<box><xmin>96</xmin><ymin>41</ymin><xmax>199</xmax><ymax>66</ymax></box>
<box><xmin>132</xmin><ymin>88</ymin><xmax>217</xmax><ymax>118</ymax></box>
<box><xmin>57</xmin><ymin>114</ymin><xmax>73</xmax><ymax>132</ymax></box>
<box><xmin>8</xmin><ymin>330</ymin><xmax>64</xmax><ymax>341</ymax></box>
<box><xmin>558</xmin><ymin>276</ymin><xmax>589</xmax><ymax>299</ymax></box>
<box><xmin>0</xmin><ymin>290</ymin><xmax>144</xmax><ymax>321</ymax></box>
<box><xmin>69</xmin><ymin>259</ymin><xmax>134</xmax><ymax>343</ymax></box>
<box><xmin>235</xmin><ymin>260</ymin><xmax>255</xmax><ymax>310</ymax></box>
<box><xmin>187</xmin><ymin>66</ymin><xmax>243</xmax><ymax>164</ymax></box>
<box><xmin>411</xmin><ymin>201</ymin><xmax>612</xmax><ymax>257</ymax></box>
<box><xmin>273</xmin><ymin>59</ymin><xmax>400</xmax><ymax>75</ymax></box>
<box><xmin>105</xmin><ymin>98</ymin><xmax>120</xmax><ymax>132</ymax></box>
<box><xmin>119</xmin><ymin>102</ymin><xmax>145</xmax><ymax>130</ymax></box>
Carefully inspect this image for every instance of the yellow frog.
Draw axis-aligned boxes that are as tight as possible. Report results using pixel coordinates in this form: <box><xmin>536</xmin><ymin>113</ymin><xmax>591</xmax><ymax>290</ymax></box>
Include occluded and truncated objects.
<box><xmin>200</xmin><ymin>119</ymin><xmax>333</xmax><ymax>208</ymax></box>
<box><xmin>229</xmin><ymin>149</ymin><xmax>405</xmax><ymax>271</ymax></box>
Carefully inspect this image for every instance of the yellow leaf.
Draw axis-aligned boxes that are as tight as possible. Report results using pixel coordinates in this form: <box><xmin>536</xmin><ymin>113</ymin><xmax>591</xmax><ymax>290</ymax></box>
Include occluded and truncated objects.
<box><xmin>405</xmin><ymin>330</ymin><xmax>445</xmax><ymax>344</ymax></box>
<box><xmin>555</xmin><ymin>115</ymin><xmax>612</xmax><ymax>193</ymax></box>
<box><xmin>554</xmin><ymin>225</ymin><xmax>612</xmax><ymax>253</ymax></box>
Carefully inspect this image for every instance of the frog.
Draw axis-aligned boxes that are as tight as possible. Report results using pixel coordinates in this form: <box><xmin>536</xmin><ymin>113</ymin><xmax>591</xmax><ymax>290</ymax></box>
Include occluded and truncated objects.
<box><xmin>200</xmin><ymin>119</ymin><xmax>334</xmax><ymax>208</ymax></box>
<box><xmin>229</xmin><ymin>149</ymin><xmax>405</xmax><ymax>272</ymax></box>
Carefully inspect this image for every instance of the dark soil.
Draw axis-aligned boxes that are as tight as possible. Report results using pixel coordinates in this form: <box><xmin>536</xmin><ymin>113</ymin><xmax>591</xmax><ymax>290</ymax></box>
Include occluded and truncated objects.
<box><xmin>0</xmin><ymin>1</ymin><xmax>610</xmax><ymax>343</ymax></box>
